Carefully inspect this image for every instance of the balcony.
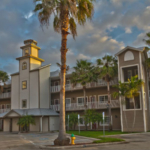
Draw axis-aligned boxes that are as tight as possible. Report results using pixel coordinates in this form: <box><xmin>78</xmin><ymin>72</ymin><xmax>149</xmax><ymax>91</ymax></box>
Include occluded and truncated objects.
<box><xmin>50</xmin><ymin>100</ymin><xmax>120</xmax><ymax>111</ymax></box>
<box><xmin>51</xmin><ymin>78</ymin><xmax>118</xmax><ymax>93</ymax></box>
<box><xmin>0</xmin><ymin>92</ymin><xmax>11</xmax><ymax>99</ymax></box>
<box><xmin>0</xmin><ymin>109</ymin><xmax>10</xmax><ymax>114</ymax></box>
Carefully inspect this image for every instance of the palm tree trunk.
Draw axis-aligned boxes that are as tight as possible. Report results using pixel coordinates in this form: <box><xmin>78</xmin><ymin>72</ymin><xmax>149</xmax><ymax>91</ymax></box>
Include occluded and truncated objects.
<box><xmin>107</xmin><ymin>82</ymin><xmax>112</xmax><ymax>131</ymax></box>
<box><xmin>83</xmin><ymin>87</ymin><xmax>88</xmax><ymax>130</ymax></box>
<box><xmin>54</xmin><ymin>8</ymin><xmax>70</xmax><ymax>146</ymax></box>
<box><xmin>132</xmin><ymin>98</ymin><xmax>136</xmax><ymax>130</ymax></box>
<box><xmin>122</xmin><ymin>97</ymin><xmax>129</xmax><ymax>132</ymax></box>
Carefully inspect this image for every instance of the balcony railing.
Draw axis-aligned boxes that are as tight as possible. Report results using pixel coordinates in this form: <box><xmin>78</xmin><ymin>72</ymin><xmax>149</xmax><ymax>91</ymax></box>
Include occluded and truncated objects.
<box><xmin>51</xmin><ymin>78</ymin><xmax>118</xmax><ymax>93</ymax></box>
<box><xmin>0</xmin><ymin>109</ymin><xmax>10</xmax><ymax>114</ymax></box>
<box><xmin>0</xmin><ymin>92</ymin><xmax>11</xmax><ymax>99</ymax></box>
<box><xmin>50</xmin><ymin>100</ymin><xmax>120</xmax><ymax>111</ymax></box>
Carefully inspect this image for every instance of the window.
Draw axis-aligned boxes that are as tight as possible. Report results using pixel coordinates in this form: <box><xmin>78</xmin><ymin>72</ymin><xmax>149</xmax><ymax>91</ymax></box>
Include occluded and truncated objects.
<box><xmin>22</xmin><ymin>100</ymin><xmax>27</xmax><ymax>108</ymax></box>
<box><xmin>6</xmin><ymin>104</ymin><xmax>11</xmax><ymax>109</ymax></box>
<box><xmin>66</xmin><ymin>98</ymin><xmax>71</xmax><ymax>107</ymax></box>
<box><xmin>100</xmin><ymin>116</ymin><xmax>111</xmax><ymax>126</ymax></box>
<box><xmin>127</xmin><ymin>70</ymin><xmax>132</xmax><ymax>80</ymax></box>
<box><xmin>99</xmin><ymin>95</ymin><xmax>108</xmax><ymax>103</ymax></box>
<box><xmin>22</xmin><ymin>62</ymin><xmax>27</xmax><ymax>70</ymax></box>
<box><xmin>25</xmin><ymin>49</ymin><xmax>29</xmax><ymax>56</ymax></box>
<box><xmin>77</xmin><ymin>97</ymin><xmax>88</xmax><ymax>106</ymax></box>
<box><xmin>66</xmin><ymin>80</ymin><xmax>70</xmax><ymax>85</ymax></box>
<box><xmin>125</xmin><ymin>94</ymin><xmax>141</xmax><ymax>110</ymax></box>
<box><xmin>22</xmin><ymin>81</ymin><xmax>27</xmax><ymax>89</ymax></box>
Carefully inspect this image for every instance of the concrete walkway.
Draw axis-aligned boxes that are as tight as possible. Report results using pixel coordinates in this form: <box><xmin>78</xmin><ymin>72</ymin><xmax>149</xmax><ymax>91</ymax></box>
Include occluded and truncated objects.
<box><xmin>20</xmin><ymin>132</ymin><xmax>98</xmax><ymax>147</ymax></box>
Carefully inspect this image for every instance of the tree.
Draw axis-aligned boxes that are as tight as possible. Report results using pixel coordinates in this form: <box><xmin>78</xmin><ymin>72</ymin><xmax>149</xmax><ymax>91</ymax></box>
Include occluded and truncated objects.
<box><xmin>66</xmin><ymin>113</ymin><xmax>78</xmax><ymax>130</ymax></box>
<box><xmin>34</xmin><ymin>0</ymin><xmax>95</xmax><ymax>145</ymax></box>
<box><xmin>17</xmin><ymin>115</ymin><xmax>35</xmax><ymax>132</ymax></box>
<box><xmin>71</xmin><ymin>60</ymin><xmax>96</xmax><ymax>108</ymax></box>
<box><xmin>96</xmin><ymin>55</ymin><xmax>118</xmax><ymax>131</ymax></box>
<box><xmin>113</xmin><ymin>76</ymin><xmax>144</xmax><ymax>131</ymax></box>
<box><xmin>0</xmin><ymin>71</ymin><xmax>9</xmax><ymax>93</ymax></box>
<box><xmin>113</xmin><ymin>81</ymin><xmax>131</xmax><ymax>131</ymax></box>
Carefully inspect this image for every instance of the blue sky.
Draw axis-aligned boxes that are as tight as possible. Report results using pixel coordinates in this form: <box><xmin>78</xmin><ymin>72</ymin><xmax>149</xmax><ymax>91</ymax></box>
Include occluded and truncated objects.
<box><xmin>0</xmin><ymin>0</ymin><xmax>150</xmax><ymax>75</ymax></box>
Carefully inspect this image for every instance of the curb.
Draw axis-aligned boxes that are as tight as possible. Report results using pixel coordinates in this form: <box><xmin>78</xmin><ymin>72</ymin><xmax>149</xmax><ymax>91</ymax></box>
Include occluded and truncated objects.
<box><xmin>39</xmin><ymin>141</ymin><xmax>129</xmax><ymax>149</ymax></box>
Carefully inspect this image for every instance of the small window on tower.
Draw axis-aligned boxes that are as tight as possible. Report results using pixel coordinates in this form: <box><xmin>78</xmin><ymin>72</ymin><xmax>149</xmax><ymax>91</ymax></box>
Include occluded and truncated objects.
<box><xmin>22</xmin><ymin>100</ymin><xmax>27</xmax><ymax>108</ymax></box>
<box><xmin>22</xmin><ymin>62</ymin><xmax>27</xmax><ymax>70</ymax></box>
<box><xmin>25</xmin><ymin>49</ymin><xmax>29</xmax><ymax>56</ymax></box>
<box><xmin>22</xmin><ymin>81</ymin><xmax>27</xmax><ymax>89</ymax></box>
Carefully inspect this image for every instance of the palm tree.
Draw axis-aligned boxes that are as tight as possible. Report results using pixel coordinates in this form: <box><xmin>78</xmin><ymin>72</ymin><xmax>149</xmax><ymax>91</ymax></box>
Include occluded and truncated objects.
<box><xmin>113</xmin><ymin>81</ymin><xmax>130</xmax><ymax>131</ymax></box>
<box><xmin>17</xmin><ymin>115</ymin><xmax>35</xmax><ymax>132</ymax></box>
<box><xmin>0</xmin><ymin>71</ymin><xmax>9</xmax><ymax>93</ymax></box>
<box><xmin>125</xmin><ymin>76</ymin><xmax>144</xmax><ymax>129</ymax></box>
<box><xmin>71</xmin><ymin>60</ymin><xmax>97</xmax><ymax>130</ymax></box>
<box><xmin>71</xmin><ymin>60</ymin><xmax>96</xmax><ymax>109</ymax></box>
<box><xmin>96</xmin><ymin>55</ymin><xmax>118</xmax><ymax>131</ymax></box>
<box><xmin>34</xmin><ymin>0</ymin><xmax>95</xmax><ymax>145</ymax></box>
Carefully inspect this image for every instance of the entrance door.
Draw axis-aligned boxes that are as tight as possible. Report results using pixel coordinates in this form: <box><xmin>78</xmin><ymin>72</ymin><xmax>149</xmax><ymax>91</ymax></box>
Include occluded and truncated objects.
<box><xmin>10</xmin><ymin>118</ymin><xmax>12</xmax><ymax>132</ymax></box>
<box><xmin>50</xmin><ymin>117</ymin><xmax>59</xmax><ymax>131</ymax></box>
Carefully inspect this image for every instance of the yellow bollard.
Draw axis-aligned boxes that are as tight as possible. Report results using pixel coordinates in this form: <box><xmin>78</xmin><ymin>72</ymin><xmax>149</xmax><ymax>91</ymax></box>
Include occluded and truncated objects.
<box><xmin>71</xmin><ymin>134</ymin><xmax>76</xmax><ymax>145</ymax></box>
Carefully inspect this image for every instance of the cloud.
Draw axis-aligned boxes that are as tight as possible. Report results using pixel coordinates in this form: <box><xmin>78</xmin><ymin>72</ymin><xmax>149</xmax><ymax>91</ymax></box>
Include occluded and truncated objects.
<box><xmin>0</xmin><ymin>0</ymin><xmax>150</xmax><ymax>74</ymax></box>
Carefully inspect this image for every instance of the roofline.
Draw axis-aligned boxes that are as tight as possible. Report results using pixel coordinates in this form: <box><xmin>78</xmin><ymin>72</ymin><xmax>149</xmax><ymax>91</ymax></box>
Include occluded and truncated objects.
<box><xmin>11</xmin><ymin>72</ymin><xmax>19</xmax><ymax>76</ymax></box>
<box><xmin>16</xmin><ymin>55</ymin><xmax>45</xmax><ymax>62</ymax></box>
<box><xmin>20</xmin><ymin>43</ymin><xmax>41</xmax><ymax>50</ymax></box>
<box><xmin>115</xmin><ymin>46</ymin><xmax>145</xmax><ymax>56</ymax></box>
<box><xmin>30</xmin><ymin>64</ymin><xmax>51</xmax><ymax>72</ymax></box>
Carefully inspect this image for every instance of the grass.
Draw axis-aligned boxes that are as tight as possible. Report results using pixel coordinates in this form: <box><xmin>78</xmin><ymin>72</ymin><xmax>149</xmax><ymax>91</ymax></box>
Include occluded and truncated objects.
<box><xmin>93</xmin><ymin>137</ymin><xmax>124</xmax><ymax>143</ymax></box>
<box><xmin>67</xmin><ymin>130</ymin><xmax>128</xmax><ymax>139</ymax></box>
<box><xmin>67</xmin><ymin>131</ymin><xmax>125</xmax><ymax>143</ymax></box>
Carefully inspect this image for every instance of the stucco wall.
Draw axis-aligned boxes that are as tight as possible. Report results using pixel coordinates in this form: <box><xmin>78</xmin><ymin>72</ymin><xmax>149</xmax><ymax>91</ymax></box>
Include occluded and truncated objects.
<box><xmin>30</xmin><ymin>117</ymin><xmax>40</xmax><ymax>132</ymax></box>
<box><xmin>30</xmin><ymin>71</ymin><xmax>39</xmax><ymax>108</ymax></box>
<box><xmin>39</xmin><ymin>66</ymin><xmax>50</xmax><ymax>108</ymax></box>
<box><xmin>49</xmin><ymin>117</ymin><xmax>59</xmax><ymax>131</ymax></box>
<box><xmin>31</xmin><ymin>47</ymin><xmax>38</xmax><ymax>57</ymax></box>
<box><xmin>19</xmin><ymin>58</ymin><xmax>30</xmax><ymax>109</ymax></box>
<box><xmin>11</xmin><ymin>75</ymin><xmax>19</xmax><ymax>109</ymax></box>
<box><xmin>42</xmin><ymin>117</ymin><xmax>49</xmax><ymax>132</ymax></box>
<box><xmin>12</xmin><ymin>118</ymin><xmax>19</xmax><ymax>132</ymax></box>
<box><xmin>30</xmin><ymin>58</ymin><xmax>41</xmax><ymax>70</ymax></box>
<box><xmin>3</xmin><ymin>119</ymin><xmax>10</xmax><ymax>132</ymax></box>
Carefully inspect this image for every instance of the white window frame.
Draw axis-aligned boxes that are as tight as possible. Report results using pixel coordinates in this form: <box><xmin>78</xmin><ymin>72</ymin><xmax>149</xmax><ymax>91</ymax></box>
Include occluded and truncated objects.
<box><xmin>98</xmin><ymin>95</ymin><xmax>109</xmax><ymax>104</ymax></box>
<box><xmin>77</xmin><ymin>97</ymin><xmax>88</xmax><ymax>106</ymax></box>
<box><xmin>123</xmin><ymin>92</ymin><xmax>142</xmax><ymax>111</ymax></box>
<box><xmin>65</xmin><ymin>98</ymin><xmax>71</xmax><ymax>107</ymax></box>
<box><xmin>120</xmin><ymin>64</ymin><xmax>140</xmax><ymax>83</ymax></box>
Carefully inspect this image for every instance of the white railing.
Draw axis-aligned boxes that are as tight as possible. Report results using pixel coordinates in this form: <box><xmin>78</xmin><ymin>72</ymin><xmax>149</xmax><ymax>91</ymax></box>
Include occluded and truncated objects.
<box><xmin>50</xmin><ymin>100</ymin><xmax>120</xmax><ymax>111</ymax></box>
<box><xmin>51</xmin><ymin>78</ymin><xmax>118</xmax><ymax>93</ymax></box>
<box><xmin>0</xmin><ymin>109</ymin><xmax>10</xmax><ymax>114</ymax></box>
<box><xmin>0</xmin><ymin>92</ymin><xmax>11</xmax><ymax>99</ymax></box>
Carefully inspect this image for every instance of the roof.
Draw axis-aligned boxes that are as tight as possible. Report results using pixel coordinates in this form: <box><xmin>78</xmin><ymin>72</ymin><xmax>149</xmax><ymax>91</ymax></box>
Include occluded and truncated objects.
<box><xmin>0</xmin><ymin>108</ymin><xmax>59</xmax><ymax>118</ymax></box>
<box><xmin>30</xmin><ymin>64</ymin><xmax>51</xmax><ymax>72</ymax></box>
<box><xmin>50</xmin><ymin>68</ymin><xmax>75</xmax><ymax>78</ymax></box>
<box><xmin>115</xmin><ymin>46</ymin><xmax>145</xmax><ymax>56</ymax></box>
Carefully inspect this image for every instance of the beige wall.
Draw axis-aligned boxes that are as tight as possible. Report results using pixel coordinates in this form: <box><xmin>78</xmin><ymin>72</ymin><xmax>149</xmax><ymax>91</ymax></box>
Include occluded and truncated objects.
<box><xmin>12</xmin><ymin>118</ymin><xmax>19</xmax><ymax>132</ymax></box>
<box><xmin>30</xmin><ymin>71</ymin><xmax>39</xmax><ymax>108</ymax></box>
<box><xmin>39</xmin><ymin>66</ymin><xmax>50</xmax><ymax>108</ymax></box>
<box><xmin>11</xmin><ymin>75</ymin><xmax>19</xmax><ymax>109</ymax></box>
<box><xmin>3</xmin><ymin>119</ymin><xmax>10</xmax><ymax>132</ymax></box>
<box><xmin>30</xmin><ymin>58</ymin><xmax>41</xmax><ymax>70</ymax></box>
<box><xmin>30</xmin><ymin>117</ymin><xmax>40</xmax><ymax>132</ymax></box>
<box><xmin>42</xmin><ymin>117</ymin><xmax>49</xmax><ymax>132</ymax></box>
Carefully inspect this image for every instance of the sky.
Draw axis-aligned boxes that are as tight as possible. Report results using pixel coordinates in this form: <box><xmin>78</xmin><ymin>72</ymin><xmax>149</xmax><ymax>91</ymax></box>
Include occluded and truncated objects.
<box><xmin>0</xmin><ymin>0</ymin><xmax>150</xmax><ymax>75</ymax></box>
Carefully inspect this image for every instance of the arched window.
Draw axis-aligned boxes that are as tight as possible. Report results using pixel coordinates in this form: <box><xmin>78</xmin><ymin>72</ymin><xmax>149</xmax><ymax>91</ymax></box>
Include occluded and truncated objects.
<box><xmin>22</xmin><ymin>62</ymin><xmax>27</xmax><ymax>70</ymax></box>
<box><xmin>124</xmin><ymin>51</ymin><xmax>134</xmax><ymax>61</ymax></box>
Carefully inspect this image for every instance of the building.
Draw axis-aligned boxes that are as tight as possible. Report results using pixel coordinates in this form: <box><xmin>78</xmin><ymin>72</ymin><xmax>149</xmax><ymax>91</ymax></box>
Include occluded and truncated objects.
<box><xmin>0</xmin><ymin>39</ymin><xmax>149</xmax><ymax>132</ymax></box>
<box><xmin>0</xmin><ymin>39</ymin><xmax>59</xmax><ymax>132</ymax></box>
